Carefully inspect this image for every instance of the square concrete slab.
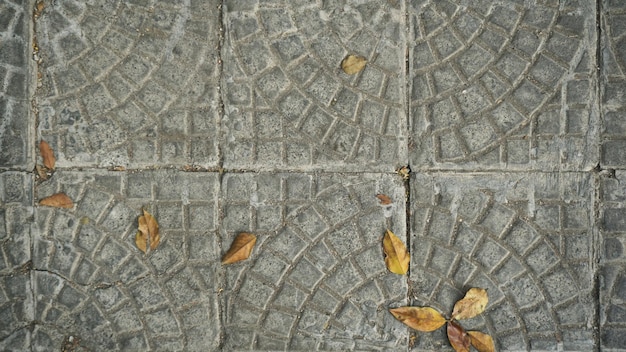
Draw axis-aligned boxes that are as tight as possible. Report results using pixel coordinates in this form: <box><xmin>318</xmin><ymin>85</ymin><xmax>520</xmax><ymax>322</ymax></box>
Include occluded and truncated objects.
<box><xmin>221</xmin><ymin>172</ymin><xmax>407</xmax><ymax>350</ymax></box>
<box><xmin>600</xmin><ymin>170</ymin><xmax>626</xmax><ymax>349</ymax></box>
<box><xmin>0</xmin><ymin>172</ymin><xmax>33</xmax><ymax>351</ymax></box>
<box><xmin>409</xmin><ymin>1</ymin><xmax>599</xmax><ymax>172</ymax></box>
<box><xmin>31</xmin><ymin>170</ymin><xmax>220</xmax><ymax>350</ymax></box>
<box><xmin>0</xmin><ymin>1</ymin><xmax>33</xmax><ymax>169</ymax></box>
<box><xmin>410</xmin><ymin>172</ymin><xmax>596</xmax><ymax>351</ymax></box>
<box><xmin>35</xmin><ymin>1</ymin><xmax>221</xmax><ymax>169</ymax></box>
<box><xmin>221</xmin><ymin>1</ymin><xmax>408</xmax><ymax>171</ymax></box>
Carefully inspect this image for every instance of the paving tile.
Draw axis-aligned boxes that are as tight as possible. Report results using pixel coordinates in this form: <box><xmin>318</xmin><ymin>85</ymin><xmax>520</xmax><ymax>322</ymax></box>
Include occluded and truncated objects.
<box><xmin>600</xmin><ymin>170</ymin><xmax>626</xmax><ymax>351</ymax></box>
<box><xmin>0</xmin><ymin>172</ymin><xmax>33</xmax><ymax>351</ymax></box>
<box><xmin>410</xmin><ymin>172</ymin><xmax>596</xmax><ymax>351</ymax></box>
<box><xmin>222</xmin><ymin>1</ymin><xmax>408</xmax><ymax>171</ymax></box>
<box><xmin>409</xmin><ymin>1</ymin><xmax>598</xmax><ymax>171</ymax></box>
<box><xmin>31</xmin><ymin>170</ymin><xmax>220</xmax><ymax>350</ymax></box>
<box><xmin>35</xmin><ymin>1</ymin><xmax>220</xmax><ymax>168</ymax></box>
<box><xmin>221</xmin><ymin>172</ymin><xmax>408</xmax><ymax>350</ymax></box>
<box><xmin>0</xmin><ymin>0</ymin><xmax>33</xmax><ymax>168</ymax></box>
<box><xmin>602</xmin><ymin>0</ymin><xmax>626</xmax><ymax>170</ymax></box>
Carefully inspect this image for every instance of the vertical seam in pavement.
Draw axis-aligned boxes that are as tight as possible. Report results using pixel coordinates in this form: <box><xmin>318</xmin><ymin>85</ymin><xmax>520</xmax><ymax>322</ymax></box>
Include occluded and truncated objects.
<box><xmin>216</xmin><ymin>0</ymin><xmax>226</xmax><ymax>349</ymax></box>
<box><xmin>593</xmin><ymin>0</ymin><xmax>603</xmax><ymax>350</ymax></box>
<box><xmin>403</xmin><ymin>2</ymin><xmax>411</xmax><ymax>351</ymax></box>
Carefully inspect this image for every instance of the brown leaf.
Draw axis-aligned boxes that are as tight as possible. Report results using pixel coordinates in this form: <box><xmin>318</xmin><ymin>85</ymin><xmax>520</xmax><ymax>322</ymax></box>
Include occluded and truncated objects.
<box><xmin>468</xmin><ymin>331</ymin><xmax>495</xmax><ymax>352</ymax></box>
<box><xmin>136</xmin><ymin>209</ymin><xmax>160</xmax><ymax>253</ymax></box>
<box><xmin>383</xmin><ymin>229</ymin><xmax>409</xmax><ymax>274</ymax></box>
<box><xmin>135</xmin><ymin>231</ymin><xmax>148</xmax><ymax>254</ymax></box>
<box><xmin>389</xmin><ymin>306</ymin><xmax>446</xmax><ymax>332</ymax></box>
<box><xmin>447</xmin><ymin>320</ymin><xmax>471</xmax><ymax>352</ymax></box>
<box><xmin>35</xmin><ymin>164</ymin><xmax>49</xmax><ymax>181</ymax></box>
<box><xmin>222</xmin><ymin>233</ymin><xmax>257</xmax><ymax>264</ymax></box>
<box><xmin>452</xmin><ymin>287</ymin><xmax>488</xmax><ymax>320</ymax></box>
<box><xmin>39</xmin><ymin>140</ymin><xmax>56</xmax><ymax>170</ymax></box>
<box><xmin>341</xmin><ymin>55</ymin><xmax>366</xmax><ymax>74</ymax></box>
<box><xmin>376</xmin><ymin>194</ymin><xmax>393</xmax><ymax>205</ymax></box>
<box><xmin>39</xmin><ymin>193</ymin><xmax>73</xmax><ymax>208</ymax></box>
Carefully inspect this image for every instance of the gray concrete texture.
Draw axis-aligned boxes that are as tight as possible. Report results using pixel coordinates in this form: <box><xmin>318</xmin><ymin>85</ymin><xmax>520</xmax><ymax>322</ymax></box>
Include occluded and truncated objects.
<box><xmin>0</xmin><ymin>0</ymin><xmax>624</xmax><ymax>350</ymax></box>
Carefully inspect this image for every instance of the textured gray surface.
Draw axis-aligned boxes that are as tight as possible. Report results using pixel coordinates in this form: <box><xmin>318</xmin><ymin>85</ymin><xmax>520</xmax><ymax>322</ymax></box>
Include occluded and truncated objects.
<box><xmin>0</xmin><ymin>0</ymin><xmax>623</xmax><ymax>351</ymax></box>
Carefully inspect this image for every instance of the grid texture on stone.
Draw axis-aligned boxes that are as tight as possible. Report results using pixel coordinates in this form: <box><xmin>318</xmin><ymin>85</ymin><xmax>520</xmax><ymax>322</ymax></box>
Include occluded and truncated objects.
<box><xmin>410</xmin><ymin>173</ymin><xmax>595</xmax><ymax>351</ymax></box>
<box><xmin>0</xmin><ymin>172</ymin><xmax>33</xmax><ymax>350</ymax></box>
<box><xmin>31</xmin><ymin>170</ymin><xmax>220</xmax><ymax>350</ymax></box>
<box><xmin>221</xmin><ymin>173</ymin><xmax>408</xmax><ymax>350</ymax></box>
<box><xmin>222</xmin><ymin>0</ymin><xmax>407</xmax><ymax>171</ymax></box>
<box><xmin>600</xmin><ymin>170</ymin><xmax>626</xmax><ymax>349</ymax></box>
<box><xmin>602</xmin><ymin>0</ymin><xmax>626</xmax><ymax>168</ymax></box>
<box><xmin>0</xmin><ymin>0</ymin><xmax>32</xmax><ymax>168</ymax></box>
<box><xmin>409</xmin><ymin>1</ymin><xmax>597</xmax><ymax>171</ymax></box>
<box><xmin>35</xmin><ymin>0</ymin><xmax>220</xmax><ymax>168</ymax></box>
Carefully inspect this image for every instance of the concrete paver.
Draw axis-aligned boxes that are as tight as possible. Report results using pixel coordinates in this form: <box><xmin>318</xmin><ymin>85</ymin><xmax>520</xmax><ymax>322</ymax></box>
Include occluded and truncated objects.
<box><xmin>411</xmin><ymin>172</ymin><xmax>595</xmax><ymax>350</ymax></box>
<box><xmin>1</xmin><ymin>0</ymin><xmax>624</xmax><ymax>351</ymax></box>
<box><xmin>0</xmin><ymin>0</ymin><xmax>33</xmax><ymax>168</ymax></box>
<box><xmin>222</xmin><ymin>1</ymin><xmax>407</xmax><ymax>171</ymax></box>
<box><xmin>600</xmin><ymin>1</ymin><xmax>626</xmax><ymax>349</ymax></box>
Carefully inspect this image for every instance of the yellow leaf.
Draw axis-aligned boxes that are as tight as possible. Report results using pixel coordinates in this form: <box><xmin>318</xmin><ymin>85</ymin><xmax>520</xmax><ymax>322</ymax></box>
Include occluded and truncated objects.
<box><xmin>389</xmin><ymin>306</ymin><xmax>446</xmax><ymax>332</ymax></box>
<box><xmin>341</xmin><ymin>55</ymin><xmax>366</xmax><ymax>74</ymax></box>
<box><xmin>135</xmin><ymin>231</ymin><xmax>147</xmax><ymax>254</ymax></box>
<box><xmin>447</xmin><ymin>320</ymin><xmax>471</xmax><ymax>352</ymax></box>
<box><xmin>376</xmin><ymin>194</ymin><xmax>393</xmax><ymax>205</ymax></box>
<box><xmin>468</xmin><ymin>331</ymin><xmax>495</xmax><ymax>352</ymax></box>
<box><xmin>452</xmin><ymin>287</ymin><xmax>488</xmax><ymax>320</ymax></box>
<box><xmin>136</xmin><ymin>209</ymin><xmax>160</xmax><ymax>253</ymax></box>
<box><xmin>39</xmin><ymin>193</ymin><xmax>73</xmax><ymax>208</ymax></box>
<box><xmin>383</xmin><ymin>229</ymin><xmax>409</xmax><ymax>274</ymax></box>
<box><xmin>39</xmin><ymin>140</ymin><xmax>56</xmax><ymax>170</ymax></box>
<box><xmin>222</xmin><ymin>233</ymin><xmax>257</xmax><ymax>264</ymax></box>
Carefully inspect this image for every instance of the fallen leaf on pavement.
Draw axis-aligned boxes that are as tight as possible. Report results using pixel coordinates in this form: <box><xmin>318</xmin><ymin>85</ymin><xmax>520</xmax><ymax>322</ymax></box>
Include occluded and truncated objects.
<box><xmin>383</xmin><ymin>229</ymin><xmax>409</xmax><ymax>275</ymax></box>
<box><xmin>39</xmin><ymin>140</ymin><xmax>56</xmax><ymax>170</ymax></box>
<box><xmin>452</xmin><ymin>287</ymin><xmax>488</xmax><ymax>320</ymax></box>
<box><xmin>389</xmin><ymin>306</ymin><xmax>446</xmax><ymax>332</ymax></box>
<box><xmin>222</xmin><ymin>232</ymin><xmax>257</xmax><ymax>264</ymax></box>
<box><xmin>468</xmin><ymin>331</ymin><xmax>495</xmax><ymax>352</ymax></box>
<box><xmin>376</xmin><ymin>194</ymin><xmax>393</xmax><ymax>205</ymax></box>
<box><xmin>135</xmin><ymin>209</ymin><xmax>160</xmax><ymax>253</ymax></box>
<box><xmin>39</xmin><ymin>193</ymin><xmax>73</xmax><ymax>208</ymax></box>
<box><xmin>447</xmin><ymin>320</ymin><xmax>471</xmax><ymax>352</ymax></box>
<box><xmin>341</xmin><ymin>55</ymin><xmax>366</xmax><ymax>74</ymax></box>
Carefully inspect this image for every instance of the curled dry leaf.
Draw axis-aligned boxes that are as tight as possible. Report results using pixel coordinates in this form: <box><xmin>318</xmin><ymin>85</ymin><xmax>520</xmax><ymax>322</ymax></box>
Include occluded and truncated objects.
<box><xmin>39</xmin><ymin>140</ymin><xmax>56</xmax><ymax>170</ymax></box>
<box><xmin>452</xmin><ymin>287</ymin><xmax>488</xmax><ymax>320</ymax></box>
<box><xmin>447</xmin><ymin>320</ymin><xmax>471</xmax><ymax>352</ymax></box>
<box><xmin>341</xmin><ymin>55</ymin><xmax>366</xmax><ymax>74</ymax></box>
<box><xmin>389</xmin><ymin>306</ymin><xmax>446</xmax><ymax>332</ymax></box>
<box><xmin>468</xmin><ymin>331</ymin><xmax>495</xmax><ymax>352</ymax></box>
<box><xmin>376</xmin><ymin>194</ymin><xmax>393</xmax><ymax>205</ymax></box>
<box><xmin>135</xmin><ymin>209</ymin><xmax>160</xmax><ymax>254</ymax></box>
<box><xmin>382</xmin><ymin>229</ymin><xmax>409</xmax><ymax>275</ymax></box>
<box><xmin>39</xmin><ymin>193</ymin><xmax>73</xmax><ymax>208</ymax></box>
<box><xmin>222</xmin><ymin>232</ymin><xmax>257</xmax><ymax>264</ymax></box>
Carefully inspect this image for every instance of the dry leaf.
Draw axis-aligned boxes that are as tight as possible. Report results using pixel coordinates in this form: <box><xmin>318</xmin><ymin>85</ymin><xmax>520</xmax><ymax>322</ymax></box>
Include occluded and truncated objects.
<box><xmin>383</xmin><ymin>229</ymin><xmax>409</xmax><ymax>274</ymax></box>
<box><xmin>222</xmin><ymin>233</ymin><xmax>257</xmax><ymax>264</ymax></box>
<box><xmin>468</xmin><ymin>331</ymin><xmax>495</xmax><ymax>352</ymax></box>
<box><xmin>39</xmin><ymin>193</ymin><xmax>73</xmax><ymax>208</ymax></box>
<box><xmin>39</xmin><ymin>140</ymin><xmax>55</xmax><ymax>170</ymax></box>
<box><xmin>135</xmin><ymin>231</ymin><xmax>148</xmax><ymax>254</ymax></box>
<box><xmin>452</xmin><ymin>288</ymin><xmax>488</xmax><ymax>320</ymax></box>
<box><xmin>341</xmin><ymin>55</ymin><xmax>366</xmax><ymax>74</ymax></box>
<box><xmin>136</xmin><ymin>209</ymin><xmax>160</xmax><ymax>253</ymax></box>
<box><xmin>389</xmin><ymin>306</ymin><xmax>446</xmax><ymax>332</ymax></box>
<box><xmin>376</xmin><ymin>194</ymin><xmax>393</xmax><ymax>205</ymax></box>
<box><xmin>447</xmin><ymin>320</ymin><xmax>470</xmax><ymax>352</ymax></box>
<box><xmin>35</xmin><ymin>164</ymin><xmax>49</xmax><ymax>181</ymax></box>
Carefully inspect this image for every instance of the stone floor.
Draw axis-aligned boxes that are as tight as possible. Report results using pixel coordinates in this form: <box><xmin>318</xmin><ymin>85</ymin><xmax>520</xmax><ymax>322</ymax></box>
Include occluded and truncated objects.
<box><xmin>0</xmin><ymin>0</ymin><xmax>624</xmax><ymax>351</ymax></box>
